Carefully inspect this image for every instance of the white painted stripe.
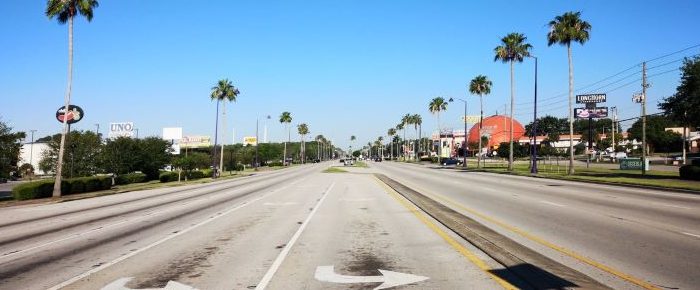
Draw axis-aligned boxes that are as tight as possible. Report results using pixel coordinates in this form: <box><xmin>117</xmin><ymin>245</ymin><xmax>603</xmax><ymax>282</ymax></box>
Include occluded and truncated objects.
<box><xmin>656</xmin><ymin>203</ymin><xmax>692</xmax><ymax>210</ymax></box>
<box><xmin>682</xmin><ymin>232</ymin><xmax>700</xmax><ymax>238</ymax></box>
<box><xmin>47</xmin><ymin>177</ymin><xmax>308</xmax><ymax>290</ymax></box>
<box><xmin>540</xmin><ymin>200</ymin><xmax>565</xmax><ymax>207</ymax></box>
<box><xmin>255</xmin><ymin>182</ymin><xmax>336</xmax><ymax>290</ymax></box>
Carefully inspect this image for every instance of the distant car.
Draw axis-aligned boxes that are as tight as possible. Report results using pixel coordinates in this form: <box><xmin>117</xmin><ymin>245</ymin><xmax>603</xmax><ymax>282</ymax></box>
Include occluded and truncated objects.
<box><xmin>441</xmin><ymin>158</ymin><xmax>463</xmax><ymax>166</ymax></box>
<box><xmin>313</xmin><ymin>159</ymin><xmax>320</xmax><ymax>163</ymax></box>
<box><xmin>0</xmin><ymin>178</ymin><xmax>7</xmax><ymax>184</ymax></box>
<box><xmin>374</xmin><ymin>157</ymin><xmax>382</xmax><ymax>162</ymax></box>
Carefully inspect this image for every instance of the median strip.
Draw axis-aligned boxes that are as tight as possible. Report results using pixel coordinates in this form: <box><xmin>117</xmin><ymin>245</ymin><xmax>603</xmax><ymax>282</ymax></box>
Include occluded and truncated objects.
<box><xmin>375</xmin><ymin>173</ymin><xmax>612</xmax><ymax>290</ymax></box>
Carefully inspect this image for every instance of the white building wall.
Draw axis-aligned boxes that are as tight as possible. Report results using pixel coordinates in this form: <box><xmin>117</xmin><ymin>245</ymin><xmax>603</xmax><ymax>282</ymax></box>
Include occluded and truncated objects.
<box><xmin>17</xmin><ymin>143</ymin><xmax>50</xmax><ymax>175</ymax></box>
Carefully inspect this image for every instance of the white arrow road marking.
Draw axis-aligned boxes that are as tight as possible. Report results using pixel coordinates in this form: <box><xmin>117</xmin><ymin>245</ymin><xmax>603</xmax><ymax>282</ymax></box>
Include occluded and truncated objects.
<box><xmin>102</xmin><ymin>277</ymin><xmax>197</xmax><ymax>290</ymax></box>
<box><xmin>314</xmin><ymin>265</ymin><xmax>429</xmax><ymax>290</ymax></box>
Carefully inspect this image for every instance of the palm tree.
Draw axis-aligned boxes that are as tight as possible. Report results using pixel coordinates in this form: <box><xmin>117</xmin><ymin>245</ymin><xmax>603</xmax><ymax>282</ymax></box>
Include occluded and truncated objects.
<box><xmin>47</xmin><ymin>0</ymin><xmax>99</xmax><ymax>197</ymax></box>
<box><xmin>395</xmin><ymin>123</ymin><xmax>405</xmax><ymax>160</ymax></box>
<box><xmin>387</xmin><ymin>128</ymin><xmax>397</xmax><ymax>159</ymax></box>
<box><xmin>279</xmin><ymin>112</ymin><xmax>292</xmax><ymax>165</ymax></box>
<box><xmin>469</xmin><ymin>75</ymin><xmax>493</xmax><ymax>168</ymax></box>
<box><xmin>495</xmin><ymin>32</ymin><xmax>532</xmax><ymax>171</ymax></box>
<box><xmin>315</xmin><ymin>134</ymin><xmax>324</xmax><ymax>161</ymax></box>
<box><xmin>367</xmin><ymin>142</ymin><xmax>373</xmax><ymax>159</ymax></box>
<box><xmin>401</xmin><ymin>114</ymin><xmax>412</xmax><ymax>161</ymax></box>
<box><xmin>548</xmin><ymin>11</ymin><xmax>591</xmax><ymax>175</ymax></box>
<box><xmin>378</xmin><ymin>136</ymin><xmax>384</xmax><ymax>158</ymax></box>
<box><xmin>429</xmin><ymin>97</ymin><xmax>448</xmax><ymax>164</ymax></box>
<box><xmin>298</xmin><ymin>123</ymin><xmax>309</xmax><ymax>163</ymax></box>
<box><xmin>350</xmin><ymin>135</ymin><xmax>356</xmax><ymax>156</ymax></box>
<box><xmin>412</xmin><ymin>114</ymin><xmax>423</xmax><ymax>156</ymax></box>
<box><xmin>218</xmin><ymin>81</ymin><xmax>240</xmax><ymax>173</ymax></box>
<box><xmin>210</xmin><ymin>79</ymin><xmax>239</xmax><ymax>178</ymax></box>
<box><xmin>410</xmin><ymin>114</ymin><xmax>421</xmax><ymax>160</ymax></box>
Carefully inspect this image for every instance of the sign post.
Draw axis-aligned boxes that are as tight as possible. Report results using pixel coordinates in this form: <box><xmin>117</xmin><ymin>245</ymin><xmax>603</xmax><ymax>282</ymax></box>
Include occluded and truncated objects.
<box><xmin>576</xmin><ymin>94</ymin><xmax>607</xmax><ymax>168</ymax></box>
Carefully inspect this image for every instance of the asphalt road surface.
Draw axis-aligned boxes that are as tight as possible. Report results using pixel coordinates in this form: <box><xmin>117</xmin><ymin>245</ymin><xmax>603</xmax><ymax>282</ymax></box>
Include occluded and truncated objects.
<box><xmin>367</xmin><ymin>161</ymin><xmax>700</xmax><ymax>290</ymax></box>
<box><xmin>1</xmin><ymin>161</ymin><xmax>697</xmax><ymax>290</ymax></box>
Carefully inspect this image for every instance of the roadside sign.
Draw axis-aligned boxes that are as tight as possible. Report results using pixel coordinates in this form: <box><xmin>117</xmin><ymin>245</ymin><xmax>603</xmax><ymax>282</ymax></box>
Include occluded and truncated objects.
<box><xmin>162</xmin><ymin>127</ymin><xmax>183</xmax><ymax>140</ymax></box>
<box><xmin>576</xmin><ymin>93</ymin><xmax>606</xmax><ymax>104</ymax></box>
<box><xmin>575</xmin><ymin>107</ymin><xmax>608</xmax><ymax>119</ymax></box>
<box><xmin>620</xmin><ymin>158</ymin><xmax>649</xmax><ymax>170</ymax></box>
<box><xmin>108</xmin><ymin>122</ymin><xmax>134</xmax><ymax>138</ymax></box>
<box><xmin>55</xmin><ymin>105</ymin><xmax>84</xmax><ymax>125</ymax></box>
<box><xmin>180</xmin><ymin>136</ymin><xmax>211</xmax><ymax>148</ymax></box>
<box><xmin>633</xmin><ymin>93</ymin><xmax>645</xmax><ymax>103</ymax></box>
<box><xmin>461</xmin><ymin>115</ymin><xmax>480</xmax><ymax>123</ymax></box>
<box><xmin>243</xmin><ymin>136</ymin><xmax>258</xmax><ymax>146</ymax></box>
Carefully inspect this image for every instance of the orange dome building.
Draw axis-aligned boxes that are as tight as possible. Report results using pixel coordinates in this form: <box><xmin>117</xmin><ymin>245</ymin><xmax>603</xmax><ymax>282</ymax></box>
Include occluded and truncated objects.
<box><xmin>467</xmin><ymin>115</ymin><xmax>526</xmax><ymax>148</ymax></box>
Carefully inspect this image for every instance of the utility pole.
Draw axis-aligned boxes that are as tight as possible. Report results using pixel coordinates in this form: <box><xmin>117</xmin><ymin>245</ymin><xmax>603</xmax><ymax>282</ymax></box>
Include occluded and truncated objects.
<box><xmin>611</xmin><ymin>107</ymin><xmax>617</xmax><ymax>161</ymax></box>
<box><xmin>29</xmin><ymin>130</ymin><xmax>36</xmax><ymax>179</ymax></box>
<box><xmin>642</xmin><ymin>62</ymin><xmax>648</xmax><ymax>175</ymax></box>
<box><xmin>255</xmin><ymin>118</ymin><xmax>259</xmax><ymax>170</ymax></box>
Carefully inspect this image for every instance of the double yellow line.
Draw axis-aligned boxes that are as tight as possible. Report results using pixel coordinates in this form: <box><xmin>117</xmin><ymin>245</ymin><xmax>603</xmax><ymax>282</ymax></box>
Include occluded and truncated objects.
<box><xmin>384</xmin><ymin>176</ymin><xmax>660</xmax><ymax>290</ymax></box>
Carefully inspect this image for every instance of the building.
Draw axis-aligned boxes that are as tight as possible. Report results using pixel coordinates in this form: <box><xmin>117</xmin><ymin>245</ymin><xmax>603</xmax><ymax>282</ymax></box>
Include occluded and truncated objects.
<box><xmin>17</xmin><ymin>142</ymin><xmax>51</xmax><ymax>175</ymax></box>
<box><xmin>432</xmin><ymin>115</ymin><xmax>526</xmax><ymax>157</ymax></box>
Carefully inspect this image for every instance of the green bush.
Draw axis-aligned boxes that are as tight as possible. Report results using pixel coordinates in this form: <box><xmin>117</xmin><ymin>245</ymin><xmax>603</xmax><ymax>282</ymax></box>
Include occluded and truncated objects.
<box><xmin>188</xmin><ymin>170</ymin><xmax>205</xmax><ymax>180</ymax></box>
<box><xmin>115</xmin><ymin>173</ymin><xmax>147</xmax><ymax>185</ymax></box>
<box><xmin>159</xmin><ymin>171</ymin><xmax>179</xmax><ymax>183</ymax></box>
<box><xmin>679</xmin><ymin>165</ymin><xmax>700</xmax><ymax>181</ymax></box>
<box><xmin>11</xmin><ymin>176</ymin><xmax>112</xmax><ymax>200</ymax></box>
<box><xmin>12</xmin><ymin>180</ymin><xmax>54</xmax><ymax>200</ymax></box>
<box><xmin>201</xmin><ymin>169</ymin><xmax>212</xmax><ymax>177</ymax></box>
<box><xmin>267</xmin><ymin>161</ymin><xmax>283</xmax><ymax>167</ymax></box>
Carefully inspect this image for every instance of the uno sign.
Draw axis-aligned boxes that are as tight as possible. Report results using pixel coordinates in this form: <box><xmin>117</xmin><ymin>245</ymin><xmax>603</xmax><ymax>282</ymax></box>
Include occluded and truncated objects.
<box><xmin>55</xmin><ymin>105</ymin><xmax>84</xmax><ymax>125</ymax></box>
<box><xmin>109</xmin><ymin>122</ymin><xmax>134</xmax><ymax>138</ymax></box>
<box><xmin>576</xmin><ymin>94</ymin><xmax>606</xmax><ymax>104</ymax></box>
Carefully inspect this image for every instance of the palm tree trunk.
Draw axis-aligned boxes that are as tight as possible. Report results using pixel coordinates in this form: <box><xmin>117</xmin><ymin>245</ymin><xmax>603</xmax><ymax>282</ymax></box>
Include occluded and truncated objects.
<box><xmin>508</xmin><ymin>60</ymin><xmax>515</xmax><ymax>171</ymax></box>
<box><xmin>283</xmin><ymin>125</ymin><xmax>288</xmax><ymax>165</ymax></box>
<box><xmin>53</xmin><ymin>16</ymin><xmax>74</xmax><ymax>197</ymax></box>
<box><xmin>437</xmin><ymin>113</ymin><xmax>441</xmax><ymax>164</ymax></box>
<box><xmin>414</xmin><ymin>128</ymin><xmax>418</xmax><ymax>160</ymax></box>
<box><xmin>478</xmin><ymin>94</ymin><xmax>483</xmax><ymax>169</ymax></box>
<box><xmin>419</xmin><ymin>125</ymin><xmax>422</xmax><ymax>154</ymax></box>
<box><xmin>219</xmin><ymin>101</ymin><xmax>226</xmax><ymax>173</ymax></box>
<box><xmin>567</xmin><ymin>43</ymin><xmax>575</xmax><ymax>175</ymax></box>
<box><xmin>211</xmin><ymin>99</ymin><xmax>220</xmax><ymax>178</ymax></box>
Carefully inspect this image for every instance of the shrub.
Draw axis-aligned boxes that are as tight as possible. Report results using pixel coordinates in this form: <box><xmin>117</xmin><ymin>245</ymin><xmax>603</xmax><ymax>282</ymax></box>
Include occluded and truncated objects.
<box><xmin>188</xmin><ymin>170</ymin><xmax>205</xmax><ymax>180</ymax></box>
<box><xmin>159</xmin><ymin>171</ymin><xmax>179</xmax><ymax>183</ymax></box>
<box><xmin>692</xmin><ymin>159</ymin><xmax>700</xmax><ymax>166</ymax></box>
<box><xmin>679</xmin><ymin>165</ymin><xmax>700</xmax><ymax>181</ymax></box>
<box><xmin>11</xmin><ymin>176</ymin><xmax>112</xmax><ymax>200</ymax></box>
<box><xmin>115</xmin><ymin>173</ymin><xmax>148</xmax><ymax>185</ymax></box>
<box><xmin>12</xmin><ymin>180</ymin><xmax>54</xmax><ymax>200</ymax></box>
<box><xmin>267</xmin><ymin>161</ymin><xmax>283</xmax><ymax>167</ymax></box>
<box><xmin>201</xmin><ymin>169</ymin><xmax>212</xmax><ymax>177</ymax></box>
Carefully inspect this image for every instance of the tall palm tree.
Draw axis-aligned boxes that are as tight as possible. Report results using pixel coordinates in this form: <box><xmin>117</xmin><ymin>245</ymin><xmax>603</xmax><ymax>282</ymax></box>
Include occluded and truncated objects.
<box><xmin>378</xmin><ymin>136</ymin><xmax>384</xmax><ymax>158</ymax></box>
<box><xmin>350</xmin><ymin>135</ymin><xmax>356</xmax><ymax>156</ymax></box>
<box><xmin>387</xmin><ymin>128</ymin><xmax>397</xmax><ymax>159</ymax></box>
<box><xmin>495</xmin><ymin>32</ymin><xmax>532</xmax><ymax>171</ymax></box>
<box><xmin>469</xmin><ymin>75</ymin><xmax>493</xmax><ymax>168</ymax></box>
<box><xmin>395</xmin><ymin>123</ymin><xmax>405</xmax><ymax>160</ymax></box>
<box><xmin>367</xmin><ymin>142</ymin><xmax>373</xmax><ymax>158</ymax></box>
<box><xmin>298</xmin><ymin>123</ymin><xmax>309</xmax><ymax>163</ymax></box>
<box><xmin>218</xmin><ymin>82</ymin><xmax>240</xmax><ymax>173</ymax></box>
<box><xmin>279</xmin><ymin>112</ymin><xmax>292</xmax><ymax>165</ymax></box>
<box><xmin>47</xmin><ymin>0</ymin><xmax>99</xmax><ymax>197</ymax></box>
<box><xmin>410</xmin><ymin>114</ymin><xmax>421</xmax><ymax>160</ymax></box>
<box><xmin>210</xmin><ymin>79</ymin><xmax>239</xmax><ymax>178</ymax></box>
<box><xmin>412</xmin><ymin>114</ymin><xmax>423</xmax><ymax>156</ymax></box>
<box><xmin>401</xmin><ymin>114</ymin><xmax>412</xmax><ymax>161</ymax></box>
<box><xmin>315</xmin><ymin>134</ymin><xmax>324</xmax><ymax>160</ymax></box>
<box><xmin>429</xmin><ymin>97</ymin><xmax>448</xmax><ymax>164</ymax></box>
<box><xmin>548</xmin><ymin>11</ymin><xmax>591</xmax><ymax>175</ymax></box>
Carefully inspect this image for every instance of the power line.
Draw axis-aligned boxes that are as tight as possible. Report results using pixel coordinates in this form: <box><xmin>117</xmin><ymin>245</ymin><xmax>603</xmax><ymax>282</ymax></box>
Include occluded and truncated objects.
<box><xmin>645</xmin><ymin>43</ymin><xmax>700</xmax><ymax>63</ymax></box>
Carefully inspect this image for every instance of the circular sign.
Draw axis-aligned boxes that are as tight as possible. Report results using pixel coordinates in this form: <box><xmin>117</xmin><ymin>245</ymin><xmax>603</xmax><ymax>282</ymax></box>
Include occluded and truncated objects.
<box><xmin>56</xmin><ymin>105</ymin><xmax>85</xmax><ymax>125</ymax></box>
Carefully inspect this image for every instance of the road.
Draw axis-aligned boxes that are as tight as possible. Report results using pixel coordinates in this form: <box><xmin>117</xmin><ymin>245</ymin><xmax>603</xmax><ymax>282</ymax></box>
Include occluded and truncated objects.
<box><xmin>368</xmin><ymin>161</ymin><xmax>700</xmax><ymax>290</ymax></box>
<box><xmin>0</xmin><ymin>163</ymin><xmax>510</xmax><ymax>290</ymax></box>
<box><xmin>1</xmin><ymin>161</ymin><xmax>697</xmax><ymax>290</ymax></box>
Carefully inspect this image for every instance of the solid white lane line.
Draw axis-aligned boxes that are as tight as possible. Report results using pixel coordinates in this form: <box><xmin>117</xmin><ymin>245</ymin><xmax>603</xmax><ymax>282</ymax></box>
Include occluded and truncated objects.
<box><xmin>255</xmin><ymin>182</ymin><xmax>336</xmax><ymax>290</ymax></box>
<box><xmin>655</xmin><ymin>203</ymin><xmax>692</xmax><ymax>210</ymax></box>
<box><xmin>47</xmin><ymin>176</ymin><xmax>309</xmax><ymax>290</ymax></box>
<box><xmin>540</xmin><ymin>200</ymin><xmax>566</xmax><ymax>207</ymax></box>
<box><xmin>682</xmin><ymin>232</ymin><xmax>700</xmax><ymax>238</ymax></box>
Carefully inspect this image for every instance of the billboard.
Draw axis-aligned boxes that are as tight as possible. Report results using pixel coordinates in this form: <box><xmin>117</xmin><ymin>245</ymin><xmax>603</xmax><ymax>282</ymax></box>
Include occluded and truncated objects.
<box><xmin>162</xmin><ymin>127</ymin><xmax>183</xmax><ymax>140</ymax></box>
<box><xmin>576</xmin><ymin>93</ymin><xmax>606</xmax><ymax>104</ymax></box>
<box><xmin>109</xmin><ymin>122</ymin><xmax>134</xmax><ymax>138</ymax></box>
<box><xmin>461</xmin><ymin>115</ymin><xmax>481</xmax><ymax>123</ymax></box>
<box><xmin>243</xmin><ymin>136</ymin><xmax>257</xmax><ymax>146</ymax></box>
<box><xmin>56</xmin><ymin>105</ymin><xmax>84</xmax><ymax>125</ymax></box>
<box><xmin>180</xmin><ymin>136</ymin><xmax>211</xmax><ymax>148</ymax></box>
<box><xmin>574</xmin><ymin>107</ymin><xmax>608</xmax><ymax>119</ymax></box>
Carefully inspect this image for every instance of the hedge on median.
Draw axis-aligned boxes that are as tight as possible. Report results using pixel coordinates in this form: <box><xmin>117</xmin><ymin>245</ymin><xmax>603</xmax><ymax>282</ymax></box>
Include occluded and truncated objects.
<box><xmin>12</xmin><ymin>176</ymin><xmax>112</xmax><ymax>200</ymax></box>
<box><xmin>159</xmin><ymin>170</ymin><xmax>208</xmax><ymax>183</ymax></box>
<box><xmin>679</xmin><ymin>165</ymin><xmax>700</xmax><ymax>181</ymax></box>
<box><xmin>115</xmin><ymin>172</ymin><xmax>148</xmax><ymax>185</ymax></box>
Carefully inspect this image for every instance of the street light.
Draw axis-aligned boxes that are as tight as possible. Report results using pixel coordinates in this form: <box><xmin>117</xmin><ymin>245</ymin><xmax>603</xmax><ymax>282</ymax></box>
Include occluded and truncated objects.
<box><xmin>529</xmin><ymin>55</ymin><xmax>538</xmax><ymax>174</ymax></box>
<box><xmin>448</xmin><ymin>97</ymin><xmax>468</xmax><ymax>168</ymax></box>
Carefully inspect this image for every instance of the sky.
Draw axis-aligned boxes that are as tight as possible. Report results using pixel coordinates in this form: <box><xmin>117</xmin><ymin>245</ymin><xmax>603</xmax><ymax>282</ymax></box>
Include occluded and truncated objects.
<box><xmin>2</xmin><ymin>0</ymin><xmax>699</xmax><ymax>150</ymax></box>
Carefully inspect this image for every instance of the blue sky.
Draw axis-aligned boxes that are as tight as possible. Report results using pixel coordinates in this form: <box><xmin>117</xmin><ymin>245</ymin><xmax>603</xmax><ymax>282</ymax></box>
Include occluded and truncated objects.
<box><xmin>2</xmin><ymin>0</ymin><xmax>699</xmax><ymax>149</ymax></box>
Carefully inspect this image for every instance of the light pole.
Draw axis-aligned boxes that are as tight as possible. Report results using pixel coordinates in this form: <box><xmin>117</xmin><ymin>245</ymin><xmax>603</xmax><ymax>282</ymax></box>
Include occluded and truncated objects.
<box><xmin>95</xmin><ymin>123</ymin><xmax>99</xmax><ymax>137</ymax></box>
<box><xmin>449</xmin><ymin>97</ymin><xmax>468</xmax><ymax>168</ymax></box>
<box><xmin>255</xmin><ymin>118</ymin><xmax>259</xmax><ymax>170</ymax></box>
<box><xmin>529</xmin><ymin>55</ymin><xmax>538</xmax><ymax>174</ymax></box>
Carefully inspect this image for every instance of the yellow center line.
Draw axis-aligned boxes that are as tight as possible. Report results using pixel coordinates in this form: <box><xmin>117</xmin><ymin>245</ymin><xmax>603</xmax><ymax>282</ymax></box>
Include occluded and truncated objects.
<box><xmin>373</xmin><ymin>177</ymin><xmax>518</xmax><ymax>290</ymax></box>
<box><xmin>394</xmin><ymin>177</ymin><xmax>660</xmax><ymax>290</ymax></box>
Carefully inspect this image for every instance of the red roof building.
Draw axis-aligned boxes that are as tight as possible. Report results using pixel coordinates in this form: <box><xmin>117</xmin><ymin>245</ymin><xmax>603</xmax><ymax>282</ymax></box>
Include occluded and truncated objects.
<box><xmin>467</xmin><ymin>115</ymin><xmax>526</xmax><ymax>148</ymax></box>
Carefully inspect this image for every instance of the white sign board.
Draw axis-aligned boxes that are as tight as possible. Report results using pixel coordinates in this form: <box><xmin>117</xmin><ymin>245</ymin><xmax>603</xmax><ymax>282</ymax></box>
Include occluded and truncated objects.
<box><xmin>109</xmin><ymin>122</ymin><xmax>134</xmax><ymax>138</ymax></box>
<box><xmin>243</xmin><ymin>136</ymin><xmax>257</xmax><ymax>146</ymax></box>
<box><xmin>461</xmin><ymin>115</ymin><xmax>481</xmax><ymax>124</ymax></box>
<box><xmin>162</xmin><ymin>127</ymin><xmax>183</xmax><ymax>140</ymax></box>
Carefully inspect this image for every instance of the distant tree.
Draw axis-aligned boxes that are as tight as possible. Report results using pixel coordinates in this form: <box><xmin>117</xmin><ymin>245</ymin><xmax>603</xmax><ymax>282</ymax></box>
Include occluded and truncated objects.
<box><xmin>628</xmin><ymin>115</ymin><xmax>681</xmax><ymax>153</ymax></box>
<box><xmin>279</xmin><ymin>111</ymin><xmax>293</xmax><ymax>164</ymax></box>
<box><xmin>387</xmin><ymin>128</ymin><xmax>397</xmax><ymax>159</ymax></box>
<box><xmin>469</xmin><ymin>75</ymin><xmax>492</xmax><ymax>168</ymax></box>
<box><xmin>547</xmin><ymin>11</ymin><xmax>591</xmax><ymax>175</ymax></box>
<box><xmin>100</xmin><ymin>137</ymin><xmax>139</xmax><ymax>175</ymax></box>
<box><xmin>495</xmin><ymin>32</ymin><xmax>532</xmax><ymax>171</ymax></box>
<box><xmin>297</xmin><ymin>123</ymin><xmax>309</xmax><ymax>163</ymax></box>
<box><xmin>210</xmin><ymin>78</ymin><xmax>240</xmax><ymax>177</ymax></box>
<box><xmin>497</xmin><ymin>142</ymin><xmax>528</xmax><ymax>159</ymax></box>
<box><xmin>19</xmin><ymin>163</ymin><xmax>34</xmax><ymax>178</ymax></box>
<box><xmin>173</xmin><ymin>152</ymin><xmax>210</xmax><ymax>178</ymax></box>
<box><xmin>136</xmin><ymin>137</ymin><xmax>172</xmax><ymax>180</ymax></box>
<box><xmin>429</xmin><ymin>97</ymin><xmax>448</xmax><ymax>163</ymax></box>
<box><xmin>0</xmin><ymin>120</ymin><xmax>26</xmax><ymax>178</ymax></box>
<box><xmin>525</xmin><ymin>116</ymin><xmax>567</xmax><ymax>142</ymax></box>
<box><xmin>40</xmin><ymin>131</ymin><xmax>101</xmax><ymax>178</ymax></box>
<box><xmin>411</xmin><ymin>114</ymin><xmax>422</xmax><ymax>156</ymax></box>
<box><xmin>659</xmin><ymin>56</ymin><xmax>700</xmax><ymax>159</ymax></box>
